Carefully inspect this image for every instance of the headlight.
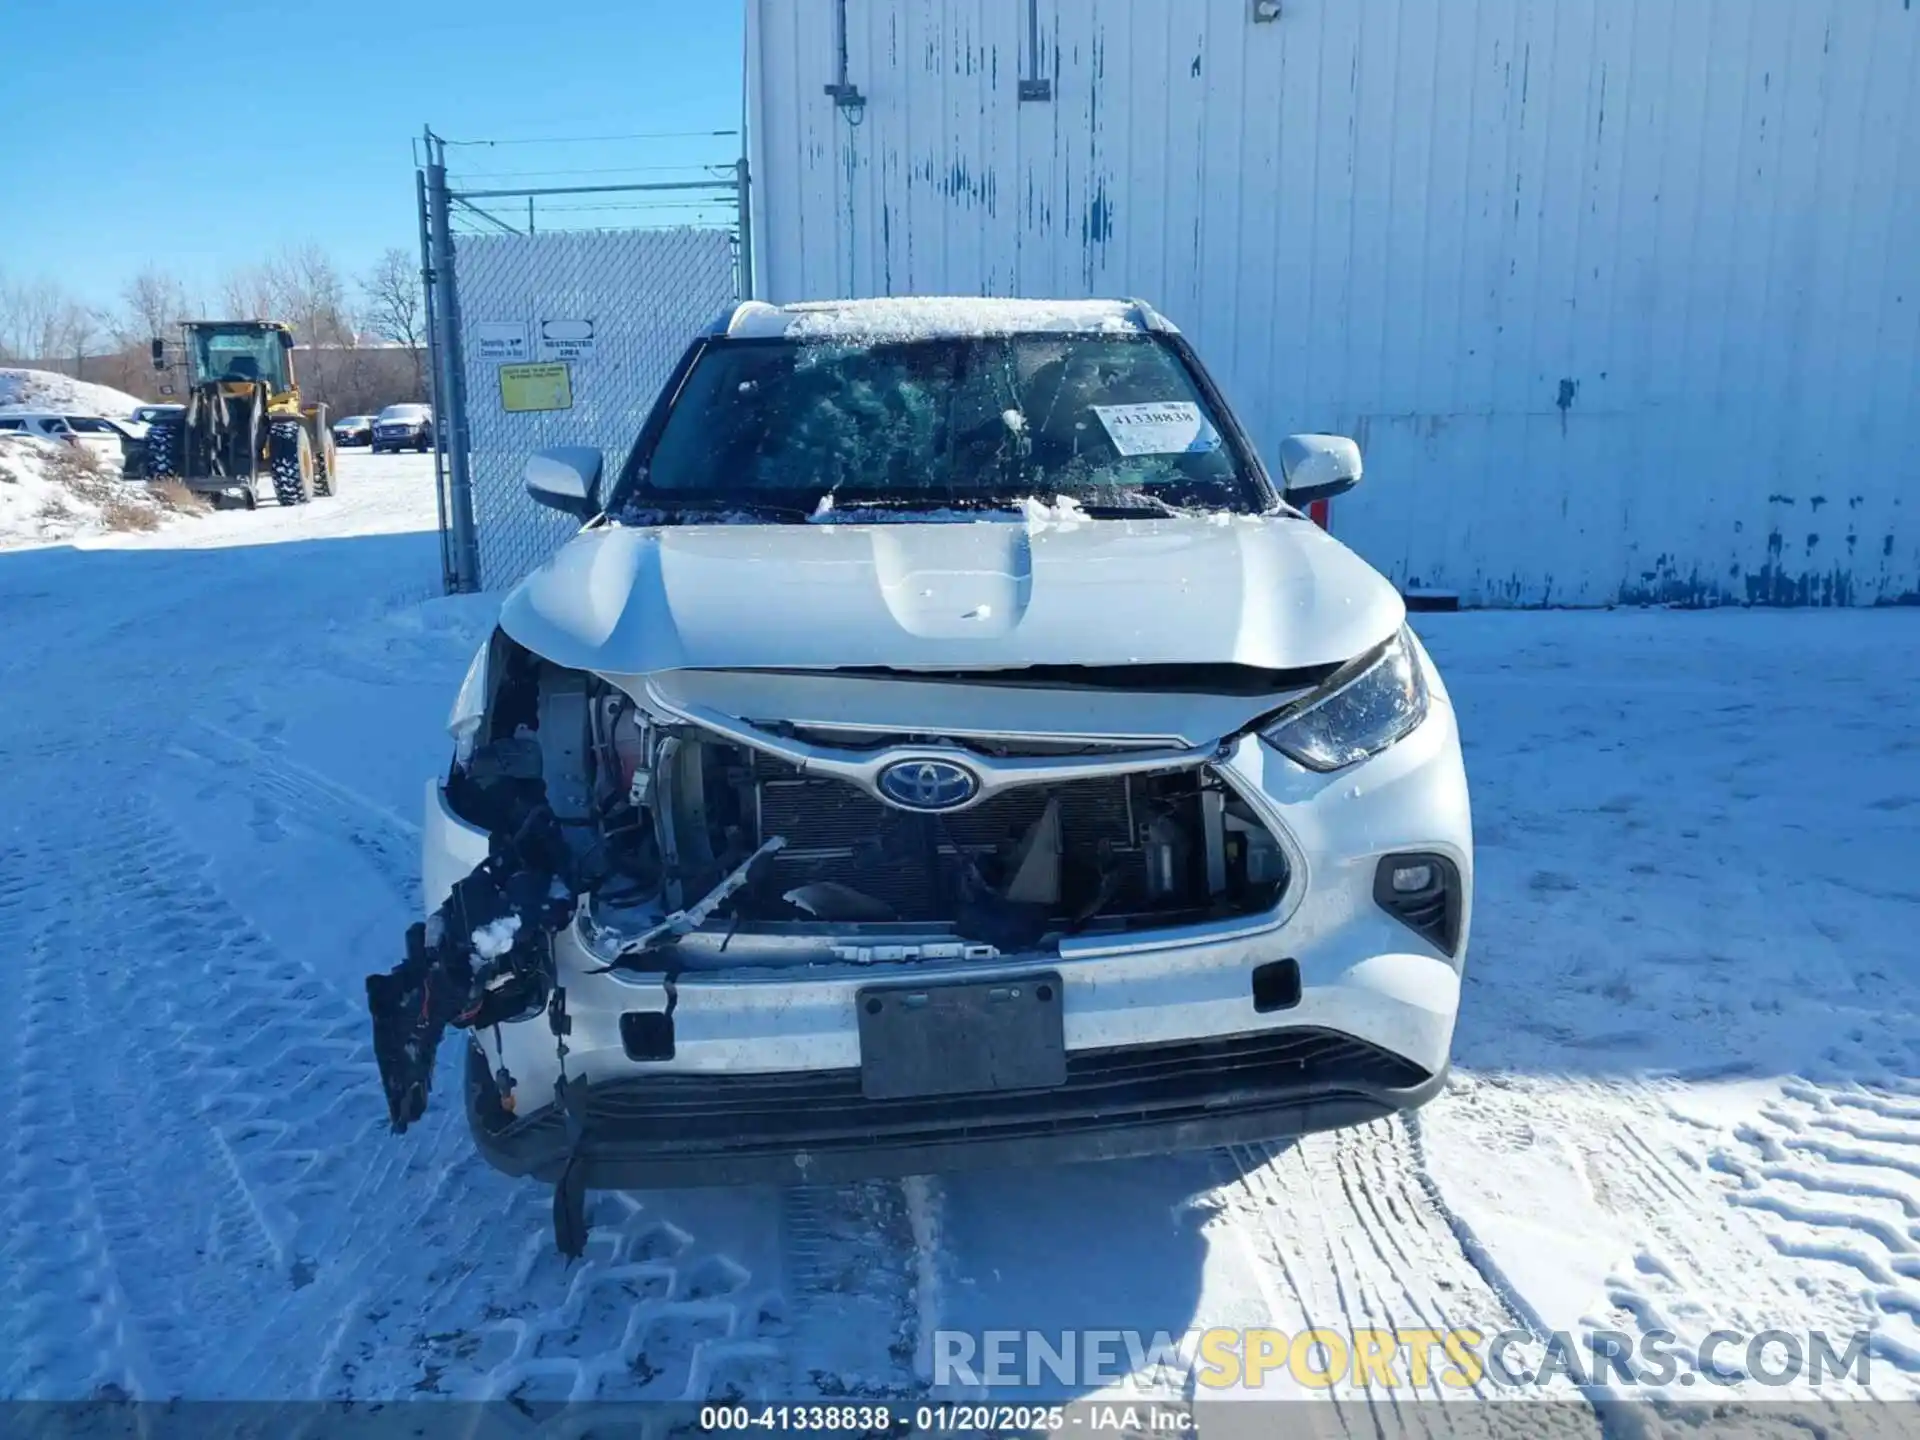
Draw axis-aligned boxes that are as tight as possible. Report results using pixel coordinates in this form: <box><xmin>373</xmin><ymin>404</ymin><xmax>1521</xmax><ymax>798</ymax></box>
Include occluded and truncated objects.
<box><xmin>448</xmin><ymin>634</ymin><xmax>492</xmax><ymax>764</ymax></box>
<box><xmin>1261</xmin><ymin>626</ymin><xmax>1429</xmax><ymax>772</ymax></box>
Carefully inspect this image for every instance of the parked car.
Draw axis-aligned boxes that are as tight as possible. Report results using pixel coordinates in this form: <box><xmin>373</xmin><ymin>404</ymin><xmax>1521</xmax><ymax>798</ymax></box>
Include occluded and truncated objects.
<box><xmin>0</xmin><ymin>412</ymin><xmax>143</xmax><ymax>475</ymax></box>
<box><xmin>365</xmin><ymin>297</ymin><xmax>1473</xmax><ymax>1257</ymax></box>
<box><xmin>132</xmin><ymin>403</ymin><xmax>184</xmax><ymax>429</ymax></box>
<box><xmin>371</xmin><ymin>403</ymin><xmax>433</xmax><ymax>453</ymax></box>
<box><xmin>332</xmin><ymin>414</ymin><xmax>376</xmax><ymax>447</ymax></box>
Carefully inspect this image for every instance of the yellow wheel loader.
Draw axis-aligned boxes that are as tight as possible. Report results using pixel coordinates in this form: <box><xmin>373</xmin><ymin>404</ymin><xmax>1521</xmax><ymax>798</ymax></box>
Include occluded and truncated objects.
<box><xmin>144</xmin><ymin>321</ymin><xmax>338</xmax><ymax>508</ymax></box>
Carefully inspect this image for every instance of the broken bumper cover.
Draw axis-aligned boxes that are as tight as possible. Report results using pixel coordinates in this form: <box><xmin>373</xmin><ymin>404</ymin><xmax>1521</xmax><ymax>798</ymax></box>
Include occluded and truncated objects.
<box><xmin>465</xmin><ymin>1027</ymin><xmax>1446</xmax><ymax>1188</ymax></box>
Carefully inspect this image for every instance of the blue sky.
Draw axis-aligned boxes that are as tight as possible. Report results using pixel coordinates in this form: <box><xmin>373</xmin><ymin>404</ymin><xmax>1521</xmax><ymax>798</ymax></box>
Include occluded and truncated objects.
<box><xmin>0</xmin><ymin>0</ymin><xmax>744</xmax><ymax>309</ymax></box>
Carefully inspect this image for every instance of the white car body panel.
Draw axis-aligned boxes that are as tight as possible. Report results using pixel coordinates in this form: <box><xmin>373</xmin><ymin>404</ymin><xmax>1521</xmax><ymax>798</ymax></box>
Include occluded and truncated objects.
<box><xmin>497</xmin><ymin>515</ymin><xmax>1406</xmax><ymax>677</ymax></box>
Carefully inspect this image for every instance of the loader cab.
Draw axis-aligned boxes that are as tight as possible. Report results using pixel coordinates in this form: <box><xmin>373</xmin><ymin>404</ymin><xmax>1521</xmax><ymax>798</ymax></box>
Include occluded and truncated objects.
<box><xmin>184</xmin><ymin>322</ymin><xmax>296</xmax><ymax>400</ymax></box>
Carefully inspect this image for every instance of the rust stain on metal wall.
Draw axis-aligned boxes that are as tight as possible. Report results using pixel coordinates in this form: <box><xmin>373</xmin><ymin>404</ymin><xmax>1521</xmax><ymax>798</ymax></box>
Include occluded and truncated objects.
<box><xmin>748</xmin><ymin>0</ymin><xmax>1920</xmax><ymax>606</ymax></box>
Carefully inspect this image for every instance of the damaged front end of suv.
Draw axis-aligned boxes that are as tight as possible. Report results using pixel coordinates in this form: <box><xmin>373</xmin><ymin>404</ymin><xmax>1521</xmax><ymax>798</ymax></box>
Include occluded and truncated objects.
<box><xmin>366</xmin><ymin>298</ymin><xmax>1472</xmax><ymax>1255</ymax></box>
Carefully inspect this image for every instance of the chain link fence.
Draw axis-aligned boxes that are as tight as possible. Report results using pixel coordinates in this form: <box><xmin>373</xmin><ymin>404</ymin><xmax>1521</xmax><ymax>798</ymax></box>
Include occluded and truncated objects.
<box><xmin>418</xmin><ymin>131</ymin><xmax>747</xmax><ymax>592</ymax></box>
<box><xmin>453</xmin><ymin>229</ymin><xmax>738</xmax><ymax>587</ymax></box>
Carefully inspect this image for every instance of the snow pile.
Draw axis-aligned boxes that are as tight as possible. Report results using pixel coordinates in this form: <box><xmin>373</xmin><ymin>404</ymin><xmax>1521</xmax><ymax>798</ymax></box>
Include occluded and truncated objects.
<box><xmin>1020</xmin><ymin>493</ymin><xmax>1090</xmax><ymax>528</ymax></box>
<box><xmin>0</xmin><ymin>435</ymin><xmax>201</xmax><ymax>549</ymax></box>
<box><xmin>729</xmin><ymin>296</ymin><xmax>1158</xmax><ymax>343</ymax></box>
<box><xmin>0</xmin><ymin>367</ymin><xmax>146</xmax><ymax>419</ymax></box>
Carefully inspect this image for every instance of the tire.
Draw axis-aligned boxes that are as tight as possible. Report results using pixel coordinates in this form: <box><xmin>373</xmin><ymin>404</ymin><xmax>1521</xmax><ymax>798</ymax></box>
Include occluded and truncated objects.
<box><xmin>269</xmin><ymin>421</ymin><xmax>315</xmax><ymax>506</ymax></box>
<box><xmin>143</xmin><ymin>420</ymin><xmax>182</xmax><ymax>482</ymax></box>
<box><xmin>314</xmin><ymin>431</ymin><xmax>338</xmax><ymax>498</ymax></box>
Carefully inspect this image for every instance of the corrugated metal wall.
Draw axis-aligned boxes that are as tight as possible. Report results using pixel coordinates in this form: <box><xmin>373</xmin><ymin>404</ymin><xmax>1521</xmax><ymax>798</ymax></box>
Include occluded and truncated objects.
<box><xmin>747</xmin><ymin>0</ymin><xmax>1920</xmax><ymax>606</ymax></box>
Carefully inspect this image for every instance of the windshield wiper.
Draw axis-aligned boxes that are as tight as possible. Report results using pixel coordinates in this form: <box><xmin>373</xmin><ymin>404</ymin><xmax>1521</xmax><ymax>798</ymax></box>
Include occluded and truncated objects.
<box><xmin>813</xmin><ymin>494</ymin><xmax>1020</xmax><ymax>517</ymax></box>
<box><xmin>620</xmin><ymin>498</ymin><xmax>814</xmax><ymax>524</ymax></box>
<box><xmin>1072</xmin><ymin>495</ymin><xmax>1192</xmax><ymax>518</ymax></box>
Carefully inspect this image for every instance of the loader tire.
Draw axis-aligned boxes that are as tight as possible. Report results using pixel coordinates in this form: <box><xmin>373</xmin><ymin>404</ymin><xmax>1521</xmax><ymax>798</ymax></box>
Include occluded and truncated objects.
<box><xmin>143</xmin><ymin>420</ymin><xmax>182</xmax><ymax>482</ymax></box>
<box><xmin>314</xmin><ymin>431</ymin><xmax>337</xmax><ymax>497</ymax></box>
<box><xmin>270</xmin><ymin>421</ymin><xmax>314</xmax><ymax>506</ymax></box>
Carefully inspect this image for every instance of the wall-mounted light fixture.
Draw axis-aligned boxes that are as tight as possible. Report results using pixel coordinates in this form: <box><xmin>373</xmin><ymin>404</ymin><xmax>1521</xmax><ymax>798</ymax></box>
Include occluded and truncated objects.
<box><xmin>824</xmin><ymin>0</ymin><xmax>867</xmax><ymax>113</ymax></box>
<box><xmin>1021</xmin><ymin>0</ymin><xmax>1053</xmax><ymax>100</ymax></box>
<box><xmin>1252</xmin><ymin>0</ymin><xmax>1282</xmax><ymax>21</ymax></box>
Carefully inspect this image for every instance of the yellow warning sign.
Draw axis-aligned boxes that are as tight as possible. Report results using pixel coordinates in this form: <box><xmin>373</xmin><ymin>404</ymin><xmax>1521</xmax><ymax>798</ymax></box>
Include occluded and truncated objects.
<box><xmin>498</xmin><ymin>362</ymin><xmax>572</xmax><ymax>413</ymax></box>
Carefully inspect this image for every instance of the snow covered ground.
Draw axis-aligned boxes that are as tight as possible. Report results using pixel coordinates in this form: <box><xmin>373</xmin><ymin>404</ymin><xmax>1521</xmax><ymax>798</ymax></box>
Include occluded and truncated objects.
<box><xmin>1</xmin><ymin>453</ymin><xmax>1916</xmax><ymax>1429</ymax></box>
<box><xmin>0</xmin><ymin>434</ymin><xmax>204</xmax><ymax>549</ymax></box>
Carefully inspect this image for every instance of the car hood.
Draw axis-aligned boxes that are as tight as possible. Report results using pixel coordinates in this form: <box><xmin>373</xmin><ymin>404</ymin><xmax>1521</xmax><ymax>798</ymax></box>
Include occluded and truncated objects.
<box><xmin>498</xmin><ymin>513</ymin><xmax>1404</xmax><ymax>676</ymax></box>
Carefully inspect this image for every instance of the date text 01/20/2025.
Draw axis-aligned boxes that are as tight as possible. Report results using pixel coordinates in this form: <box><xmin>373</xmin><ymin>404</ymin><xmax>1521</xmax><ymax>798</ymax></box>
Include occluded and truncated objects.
<box><xmin>698</xmin><ymin>1405</ymin><xmax>1193</xmax><ymax>1433</ymax></box>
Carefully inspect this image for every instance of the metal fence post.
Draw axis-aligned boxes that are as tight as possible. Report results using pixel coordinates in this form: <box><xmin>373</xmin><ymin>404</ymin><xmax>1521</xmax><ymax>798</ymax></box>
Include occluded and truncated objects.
<box><xmin>425</xmin><ymin>132</ymin><xmax>482</xmax><ymax>593</ymax></box>
<box><xmin>417</xmin><ymin>165</ymin><xmax>453</xmax><ymax>594</ymax></box>
<box><xmin>735</xmin><ymin>155</ymin><xmax>755</xmax><ymax>301</ymax></box>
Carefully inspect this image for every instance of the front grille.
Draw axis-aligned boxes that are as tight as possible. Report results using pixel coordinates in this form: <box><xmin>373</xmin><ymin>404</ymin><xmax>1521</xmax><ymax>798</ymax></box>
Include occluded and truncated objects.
<box><xmin>754</xmin><ymin>761</ymin><xmax>1152</xmax><ymax>919</ymax></box>
<box><xmin>503</xmin><ymin>1028</ymin><xmax>1430</xmax><ymax>1156</ymax></box>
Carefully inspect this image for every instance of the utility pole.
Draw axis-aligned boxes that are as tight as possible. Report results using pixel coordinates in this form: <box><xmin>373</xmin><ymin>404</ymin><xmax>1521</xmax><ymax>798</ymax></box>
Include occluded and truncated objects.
<box><xmin>424</xmin><ymin>127</ymin><xmax>481</xmax><ymax>593</ymax></box>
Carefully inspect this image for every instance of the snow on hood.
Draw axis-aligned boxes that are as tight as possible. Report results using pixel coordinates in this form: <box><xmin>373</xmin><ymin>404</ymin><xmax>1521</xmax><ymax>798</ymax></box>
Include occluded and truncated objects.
<box><xmin>498</xmin><ymin>513</ymin><xmax>1404</xmax><ymax>677</ymax></box>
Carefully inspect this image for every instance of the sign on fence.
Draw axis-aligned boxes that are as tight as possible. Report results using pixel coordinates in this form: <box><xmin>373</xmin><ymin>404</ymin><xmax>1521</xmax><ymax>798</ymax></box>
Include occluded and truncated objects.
<box><xmin>498</xmin><ymin>363</ymin><xmax>573</xmax><ymax>413</ymax></box>
<box><xmin>472</xmin><ymin>321</ymin><xmax>530</xmax><ymax>361</ymax></box>
<box><xmin>538</xmin><ymin>318</ymin><xmax>596</xmax><ymax>362</ymax></box>
<box><xmin>452</xmin><ymin>227</ymin><xmax>738</xmax><ymax>587</ymax></box>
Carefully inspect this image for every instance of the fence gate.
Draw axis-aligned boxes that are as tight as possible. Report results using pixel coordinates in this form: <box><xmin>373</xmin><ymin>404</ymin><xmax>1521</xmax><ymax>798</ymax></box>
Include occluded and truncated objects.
<box><xmin>417</xmin><ymin>129</ymin><xmax>748</xmax><ymax>593</ymax></box>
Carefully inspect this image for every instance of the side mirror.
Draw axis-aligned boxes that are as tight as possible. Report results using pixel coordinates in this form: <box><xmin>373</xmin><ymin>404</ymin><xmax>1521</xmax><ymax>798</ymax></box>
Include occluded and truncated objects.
<box><xmin>150</xmin><ymin>337</ymin><xmax>166</xmax><ymax>370</ymax></box>
<box><xmin>523</xmin><ymin>446</ymin><xmax>604</xmax><ymax>518</ymax></box>
<box><xmin>1278</xmin><ymin>433</ymin><xmax>1363</xmax><ymax>506</ymax></box>
<box><xmin>279</xmin><ymin>329</ymin><xmax>295</xmax><ymax>350</ymax></box>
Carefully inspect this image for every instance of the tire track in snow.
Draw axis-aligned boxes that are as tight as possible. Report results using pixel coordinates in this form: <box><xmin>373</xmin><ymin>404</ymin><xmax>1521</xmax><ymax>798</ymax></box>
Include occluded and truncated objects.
<box><xmin>0</xmin><ymin>795</ymin><xmax>420</xmax><ymax>1397</ymax></box>
<box><xmin>0</xmin><ymin>815</ymin><xmax>303</xmax><ymax>1397</ymax></box>
<box><xmin>170</xmin><ymin>720</ymin><xmax>422</xmax><ymax>913</ymax></box>
<box><xmin>780</xmin><ymin>1181</ymin><xmax>925</xmax><ymax>1397</ymax></box>
<box><xmin>0</xmin><ymin>842</ymin><xmax>165</xmax><ymax>1400</ymax></box>
<box><xmin>1217</xmin><ymin>1119</ymin><xmax>1595</xmax><ymax>1429</ymax></box>
<box><xmin>1709</xmin><ymin>1082</ymin><xmax>1920</xmax><ymax>1381</ymax></box>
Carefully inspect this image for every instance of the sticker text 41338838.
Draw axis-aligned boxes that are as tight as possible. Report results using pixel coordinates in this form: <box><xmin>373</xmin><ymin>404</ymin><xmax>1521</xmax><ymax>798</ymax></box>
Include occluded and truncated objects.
<box><xmin>1090</xmin><ymin>401</ymin><xmax>1222</xmax><ymax>457</ymax></box>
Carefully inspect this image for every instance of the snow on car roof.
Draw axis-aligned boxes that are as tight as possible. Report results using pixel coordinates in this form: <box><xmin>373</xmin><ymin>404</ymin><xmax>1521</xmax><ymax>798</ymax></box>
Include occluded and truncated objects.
<box><xmin>721</xmin><ymin>296</ymin><xmax>1177</xmax><ymax>342</ymax></box>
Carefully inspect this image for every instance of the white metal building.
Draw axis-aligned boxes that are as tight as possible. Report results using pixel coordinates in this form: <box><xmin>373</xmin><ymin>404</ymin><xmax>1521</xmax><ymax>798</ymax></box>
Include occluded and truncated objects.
<box><xmin>746</xmin><ymin>0</ymin><xmax>1919</xmax><ymax>606</ymax></box>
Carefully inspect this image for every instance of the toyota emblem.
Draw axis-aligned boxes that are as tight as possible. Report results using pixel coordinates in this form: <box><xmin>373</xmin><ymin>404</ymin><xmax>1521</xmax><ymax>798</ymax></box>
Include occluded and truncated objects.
<box><xmin>876</xmin><ymin>758</ymin><xmax>980</xmax><ymax>811</ymax></box>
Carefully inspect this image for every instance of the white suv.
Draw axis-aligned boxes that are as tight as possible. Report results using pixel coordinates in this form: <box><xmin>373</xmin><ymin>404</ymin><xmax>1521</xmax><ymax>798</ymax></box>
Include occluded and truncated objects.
<box><xmin>0</xmin><ymin>412</ymin><xmax>141</xmax><ymax>474</ymax></box>
<box><xmin>366</xmin><ymin>298</ymin><xmax>1473</xmax><ymax>1256</ymax></box>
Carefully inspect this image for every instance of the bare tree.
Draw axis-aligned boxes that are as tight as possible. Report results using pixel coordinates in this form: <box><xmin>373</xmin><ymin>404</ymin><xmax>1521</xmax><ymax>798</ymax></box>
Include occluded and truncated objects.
<box><xmin>361</xmin><ymin>247</ymin><xmax>426</xmax><ymax>390</ymax></box>
<box><xmin>116</xmin><ymin>266</ymin><xmax>192</xmax><ymax>347</ymax></box>
<box><xmin>58</xmin><ymin>301</ymin><xmax>104</xmax><ymax>379</ymax></box>
<box><xmin>0</xmin><ymin>275</ymin><xmax>74</xmax><ymax>364</ymax></box>
<box><xmin>218</xmin><ymin>264</ymin><xmax>277</xmax><ymax>322</ymax></box>
<box><xmin>267</xmin><ymin>243</ymin><xmax>352</xmax><ymax>348</ymax></box>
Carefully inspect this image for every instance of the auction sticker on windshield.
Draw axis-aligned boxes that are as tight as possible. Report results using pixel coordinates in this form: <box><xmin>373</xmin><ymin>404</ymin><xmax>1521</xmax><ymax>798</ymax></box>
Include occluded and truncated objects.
<box><xmin>1091</xmin><ymin>401</ymin><xmax>1222</xmax><ymax>456</ymax></box>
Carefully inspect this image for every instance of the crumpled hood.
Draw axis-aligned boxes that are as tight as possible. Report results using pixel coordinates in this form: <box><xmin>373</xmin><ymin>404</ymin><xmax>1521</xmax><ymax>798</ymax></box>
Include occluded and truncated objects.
<box><xmin>497</xmin><ymin>513</ymin><xmax>1404</xmax><ymax>676</ymax></box>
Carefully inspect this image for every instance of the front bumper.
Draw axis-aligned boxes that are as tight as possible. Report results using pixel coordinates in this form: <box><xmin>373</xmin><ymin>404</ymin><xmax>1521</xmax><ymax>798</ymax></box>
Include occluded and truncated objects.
<box><xmin>426</xmin><ymin>642</ymin><xmax>1472</xmax><ymax>1186</ymax></box>
<box><xmin>468</xmin><ymin>1028</ymin><xmax>1447</xmax><ymax>1187</ymax></box>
